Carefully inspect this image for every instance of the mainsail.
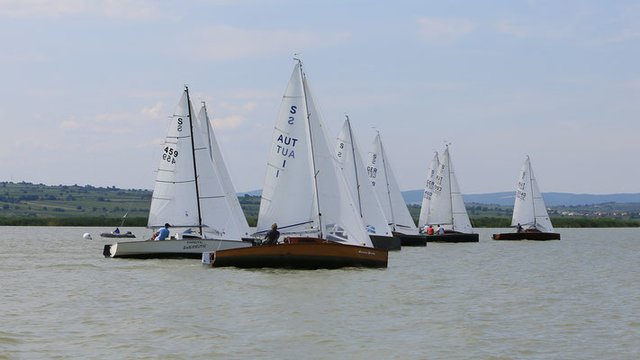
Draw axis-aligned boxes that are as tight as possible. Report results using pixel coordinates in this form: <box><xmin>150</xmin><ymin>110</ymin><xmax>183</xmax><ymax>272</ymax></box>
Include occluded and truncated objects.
<box><xmin>335</xmin><ymin>116</ymin><xmax>392</xmax><ymax>237</ymax></box>
<box><xmin>256</xmin><ymin>60</ymin><xmax>373</xmax><ymax>247</ymax></box>
<box><xmin>511</xmin><ymin>156</ymin><xmax>554</xmax><ymax>232</ymax></box>
<box><xmin>367</xmin><ymin>133</ymin><xmax>419</xmax><ymax>235</ymax></box>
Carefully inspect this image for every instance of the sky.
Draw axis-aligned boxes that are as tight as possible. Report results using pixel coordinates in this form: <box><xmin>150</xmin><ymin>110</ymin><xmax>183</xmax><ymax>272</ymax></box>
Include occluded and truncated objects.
<box><xmin>1</xmin><ymin>0</ymin><xmax>638</xmax><ymax>194</ymax></box>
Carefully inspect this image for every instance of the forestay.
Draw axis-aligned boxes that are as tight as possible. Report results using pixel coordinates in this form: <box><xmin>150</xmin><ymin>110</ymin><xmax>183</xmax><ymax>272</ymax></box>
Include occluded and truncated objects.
<box><xmin>257</xmin><ymin>61</ymin><xmax>373</xmax><ymax>247</ymax></box>
<box><xmin>511</xmin><ymin>156</ymin><xmax>554</xmax><ymax>232</ymax></box>
<box><xmin>367</xmin><ymin>133</ymin><xmax>419</xmax><ymax>235</ymax></box>
<box><xmin>335</xmin><ymin>117</ymin><xmax>392</xmax><ymax>237</ymax></box>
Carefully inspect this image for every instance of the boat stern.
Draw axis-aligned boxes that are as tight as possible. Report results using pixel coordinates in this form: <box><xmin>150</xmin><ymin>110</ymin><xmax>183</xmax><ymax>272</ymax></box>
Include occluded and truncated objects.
<box><xmin>103</xmin><ymin>244</ymin><xmax>115</xmax><ymax>257</ymax></box>
<box><xmin>202</xmin><ymin>251</ymin><xmax>214</xmax><ymax>265</ymax></box>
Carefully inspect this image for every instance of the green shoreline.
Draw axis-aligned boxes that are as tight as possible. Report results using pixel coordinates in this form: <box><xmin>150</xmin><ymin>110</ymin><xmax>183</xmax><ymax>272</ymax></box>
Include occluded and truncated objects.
<box><xmin>1</xmin><ymin>182</ymin><xmax>638</xmax><ymax>228</ymax></box>
<box><xmin>1</xmin><ymin>216</ymin><xmax>637</xmax><ymax>228</ymax></box>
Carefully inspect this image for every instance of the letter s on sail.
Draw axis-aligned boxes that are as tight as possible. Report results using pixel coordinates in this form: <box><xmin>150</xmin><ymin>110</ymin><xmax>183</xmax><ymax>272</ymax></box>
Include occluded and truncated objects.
<box><xmin>290</xmin><ymin>106</ymin><xmax>297</xmax><ymax>114</ymax></box>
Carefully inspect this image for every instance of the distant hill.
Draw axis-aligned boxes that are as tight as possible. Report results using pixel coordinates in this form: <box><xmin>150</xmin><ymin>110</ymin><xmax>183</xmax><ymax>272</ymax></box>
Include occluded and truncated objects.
<box><xmin>238</xmin><ymin>189</ymin><xmax>262</xmax><ymax>197</ymax></box>
<box><xmin>402</xmin><ymin>190</ymin><xmax>640</xmax><ymax>206</ymax></box>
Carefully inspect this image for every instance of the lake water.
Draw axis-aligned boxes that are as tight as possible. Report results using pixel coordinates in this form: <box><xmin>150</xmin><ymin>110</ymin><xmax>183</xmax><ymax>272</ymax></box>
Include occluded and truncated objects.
<box><xmin>1</xmin><ymin>227</ymin><xmax>639</xmax><ymax>359</ymax></box>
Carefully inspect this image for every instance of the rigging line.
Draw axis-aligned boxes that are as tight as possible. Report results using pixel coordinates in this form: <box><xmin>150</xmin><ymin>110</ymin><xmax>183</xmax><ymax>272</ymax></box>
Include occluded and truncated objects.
<box><xmin>185</xmin><ymin>86</ymin><xmax>204</xmax><ymax>236</ymax></box>
<box><xmin>378</xmin><ymin>134</ymin><xmax>396</xmax><ymax>230</ymax></box>
<box><xmin>298</xmin><ymin>59</ymin><xmax>324</xmax><ymax>239</ymax></box>
<box><xmin>345</xmin><ymin>115</ymin><xmax>363</xmax><ymax>217</ymax></box>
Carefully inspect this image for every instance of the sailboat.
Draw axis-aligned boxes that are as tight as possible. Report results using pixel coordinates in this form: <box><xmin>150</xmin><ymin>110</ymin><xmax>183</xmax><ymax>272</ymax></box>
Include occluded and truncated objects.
<box><xmin>419</xmin><ymin>145</ymin><xmax>479</xmax><ymax>242</ymax></box>
<box><xmin>334</xmin><ymin>116</ymin><xmax>400</xmax><ymax>250</ymax></box>
<box><xmin>366</xmin><ymin>133</ymin><xmax>427</xmax><ymax>246</ymax></box>
<box><xmin>103</xmin><ymin>87</ymin><xmax>253</xmax><ymax>258</ymax></box>
<box><xmin>99</xmin><ymin>211</ymin><xmax>136</xmax><ymax>238</ymax></box>
<box><xmin>202</xmin><ymin>60</ymin><xmax>388</xmax><ymax>269</ymax></box>
<box><xmin>492</xmin><ymin>156</ymin><xmax>560</xmax><ymax>240</ymax></box>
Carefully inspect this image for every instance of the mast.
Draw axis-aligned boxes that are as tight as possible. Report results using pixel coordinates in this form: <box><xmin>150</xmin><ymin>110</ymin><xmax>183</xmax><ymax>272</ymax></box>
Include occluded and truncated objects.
<box><xmin>446</xmin><ymin>145</ymin><xmax>454</xmax><ymax>227</ymax></box>
<box><xmin>378</xmin><ymin>134</ymin><xmax>396</xmax><ymax>230</ymax></box>
<box><xmin>186</xmin><ymin>86</ymin><xmax>204</xmax><ymax>235</ymax></box>
<box><xmin>346</xmin><ymin>115</ymin><xmax>363</xmax><ymax>217</ymax></box>
<box><xmin>527</xmin><ymin>156</ymin><xmax>537</xmax><ymax>229</ymax></box>
<box><xmin>298</xmin><ymin>58</ymin><xmax>324</xmax><ymax>238</ymax></box>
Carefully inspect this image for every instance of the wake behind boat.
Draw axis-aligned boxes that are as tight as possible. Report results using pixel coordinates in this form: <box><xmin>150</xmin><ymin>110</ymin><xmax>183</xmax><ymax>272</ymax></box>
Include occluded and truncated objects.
<box><xmin>104</xmin><ymin>87</ymin><xmax>253</xmax><ymax>258</ymax></box>
<box><xmin>204</xmin><ymin>59</ymin><xmax>388</xmax><ymax>269</ymax></box>
<box><xmin>492</xmin><ymin>156</ymin><xmax>560</xmax><ymax>241</ymax></box>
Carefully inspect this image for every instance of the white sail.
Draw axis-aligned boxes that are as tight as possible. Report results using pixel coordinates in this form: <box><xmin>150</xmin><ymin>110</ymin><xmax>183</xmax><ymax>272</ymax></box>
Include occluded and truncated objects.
<box><xmin>335</xmin><ymin>117</ymin><xmax>392</xmax><ymax>237</ymax></box>
<box><xmin>511</xmin><ymin>156</ymin><xmax>554</xmax><ymax>232</ymax></box>
<box><xmin>367</xmin><ymin>133</ymin><xmax>419</xmax><ymax>235</ymax></box>
<box><xmin>148</xmin><ymin>88</ymin><xmax>246</xmax><ymax>240</ymax></box>
<box><xmin>447</xmin><ymin>147</ymin><xmax>473</xmax><ymax>233</ymax></box>
<box><xmin>148</xmin><ymin>90</ymin><xmax>202</xmax><ymax>229</ymax></box>
<box><xmin>257</xmin><ymin>61</ymin><xmax>373</xmax><ymax>247</ymax></box>
<box><xmin>418</xmin><ymin>151</ymin><xmax>439</xmax><ymax>228</ymax></box>
<box><xmin>425</xmin><ymin>146</ymin><xmax>473</xmax><ymax>233</ymax></box>
<box><xmin>196</xmin><ymin>103</ymin><xmax>251</xmax><ymax>238</ymax></box>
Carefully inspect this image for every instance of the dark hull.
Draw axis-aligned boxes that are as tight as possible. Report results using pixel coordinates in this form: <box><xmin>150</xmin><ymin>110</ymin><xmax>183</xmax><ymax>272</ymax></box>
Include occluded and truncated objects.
<box><xmin>492</xmin><ymin>232</ymin><xmax>561</xmax><ymax>241</ymax></box>
<box><xmin>426</xmin><ymin>233</ymin><xmax>479</xmax><ymax>243</ymax></box>
<box><xmin>370</xmin><ymin>235</ymin><xmax>401</xmax><ymax>251</ymax></box>
<box><xmin>392</xmin><ymin>232</ymin><xmax>427</xmax><ymax>246</ymax></box>
<box><xmin>204</xmin><ymin>237</ymin><xmax>388</xmax><ymax>269</ymax></box>
<box><xmin>100</xmin><ymin>232</ymin><xmax>136</xmax><ymax>238</ymax></box>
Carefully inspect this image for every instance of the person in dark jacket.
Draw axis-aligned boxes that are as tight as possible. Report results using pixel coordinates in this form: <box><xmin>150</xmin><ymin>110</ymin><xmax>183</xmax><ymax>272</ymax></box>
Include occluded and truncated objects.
<box><xmin>264</xmin><ymin>223</ymin><xmax>280</xmax><ymax>245</ymax></box>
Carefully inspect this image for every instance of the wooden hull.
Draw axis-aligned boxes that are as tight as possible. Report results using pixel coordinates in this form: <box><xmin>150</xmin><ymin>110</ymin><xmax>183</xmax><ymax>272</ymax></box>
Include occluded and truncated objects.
<box><xmin>392</xmin><ymin>232</ymin><xmax>427</xmax><ymax>247</ymax></box>
<box><xmin>100</xmin><ymin>232</ymin><xmax>136</xmax><ymax>238</ymax></box>
<box><xmin>370</xmin><ymin>235</ymin><xmax>401</xmax><ymax>251</ymax></box>
<box><xmin>426</xmin><ymin>233</ymin><xmax>479</xmax><ymax>243</ymax></box>
<box><xmin>103</xmin><ymin>238</ymin><xmax>252</xmax><ymax>259</ymax></box>
<box><xmin>492</xmin><ymin>232</ymin><xmax>561</xmax><ymax>241</ymax></box>
<box><xmin>203</xmin><ymin>237</ymin><xmax>388</xmax><ymax>269</ymax></box>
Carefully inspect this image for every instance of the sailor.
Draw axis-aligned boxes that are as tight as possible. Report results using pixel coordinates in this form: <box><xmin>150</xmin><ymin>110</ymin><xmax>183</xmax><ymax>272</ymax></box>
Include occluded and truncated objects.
<box><xmin>426</xmin><ymin>225</ymin><xmax>434</xmax><ymax>235</ymax></box>
<box><xmin>154</xmin><ymin>223</ymin><xmax>171</xmax><ymax>241</ymax></box>
<box><xmin>264</xmin><ymin>223</ymin><xmax>280</xmax><ymax>245</ymax></box>
<box><xmin>436</xmin><ymin>225</ymin><xmax>445</xmax><ymax>235</ymax></box>
<box><xmin>516</xmin><ymin>223</ymin><xmax>523</xmax><ymax>233</ymax></box>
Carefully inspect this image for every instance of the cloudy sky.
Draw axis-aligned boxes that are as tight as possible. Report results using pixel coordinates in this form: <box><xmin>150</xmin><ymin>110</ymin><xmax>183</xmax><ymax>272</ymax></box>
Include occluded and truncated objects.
<box><xmin>1</xmin><ymin>0</ymin><xmax>638</xmax><ymax>194</ymax></box>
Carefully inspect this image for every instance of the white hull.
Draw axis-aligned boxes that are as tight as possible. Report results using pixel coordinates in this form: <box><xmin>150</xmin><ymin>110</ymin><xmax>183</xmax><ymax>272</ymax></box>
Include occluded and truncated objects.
<box><xmin>104</xmin><ymin>238</ymin><xmax>252</xmax><ymax>259</ymax></box>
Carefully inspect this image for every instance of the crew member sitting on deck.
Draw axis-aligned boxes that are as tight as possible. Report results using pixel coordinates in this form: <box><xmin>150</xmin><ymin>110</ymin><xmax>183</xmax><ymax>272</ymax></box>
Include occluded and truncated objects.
<box><xmin>436</xmin><ymin>225</ymin><xmax>445</xmax><ymax>235</ymax></box>
<box><xmin>264</xmin><ymin>223</ymin><xmax>280</xmax><ymax>245</ymax></box>
<box><xmin>426</xmin><ymin>225</ymin><xmax>434</xmax><ymax>235</ymax></box>
<box><xmin>516</xmin><ymin>223</ymin><xmax>523</xmax><ymax>233</ymax></box>
<box><xmin>154</xmin><ymin>223</ymin><xmax>171</xmax><ymax>241</ymax></box>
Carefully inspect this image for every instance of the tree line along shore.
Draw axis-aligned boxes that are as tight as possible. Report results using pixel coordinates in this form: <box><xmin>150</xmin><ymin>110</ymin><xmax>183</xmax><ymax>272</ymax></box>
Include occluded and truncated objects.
<box><xmin>1</xmin><ymin>182</ymin><xmax>638</xmax><ymax>228</ymax></box>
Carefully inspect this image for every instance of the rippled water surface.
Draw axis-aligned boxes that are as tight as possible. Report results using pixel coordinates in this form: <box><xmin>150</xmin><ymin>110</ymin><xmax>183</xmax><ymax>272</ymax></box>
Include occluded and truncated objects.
<box><xmin>1</xmin><ymin>227</ymin><xmax>639</xmax><ymax>359</ymax></box>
